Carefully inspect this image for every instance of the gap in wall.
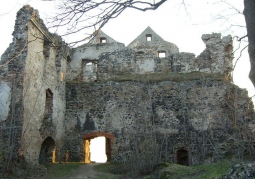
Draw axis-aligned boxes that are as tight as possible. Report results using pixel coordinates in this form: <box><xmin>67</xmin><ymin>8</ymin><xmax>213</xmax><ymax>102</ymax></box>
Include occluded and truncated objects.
<box><xmin>90</xmin><ymin>136</ymin><xmax>107</xmax><ymax>163</ymax></box>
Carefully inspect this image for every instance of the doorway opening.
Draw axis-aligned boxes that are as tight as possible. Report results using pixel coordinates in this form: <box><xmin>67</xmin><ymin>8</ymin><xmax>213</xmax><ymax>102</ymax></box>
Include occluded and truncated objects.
<box><xmin>176</xmin><ymin>149</ymin><xmax>189</xmax><ymax>166</ymax></box>
<box><xmin>84</xmin><ymin>132</ymin><xmax>114</xmax><ymax>163</ymax></box>
<box><xmin>90</xmin><ymin>137</ymin><xmax>107</xmax><ymax>163</ymax></box>
<box><xmin>39</xmin><ymin>137</ymin><xmax>56</xmax><ymax>164</ymax></box>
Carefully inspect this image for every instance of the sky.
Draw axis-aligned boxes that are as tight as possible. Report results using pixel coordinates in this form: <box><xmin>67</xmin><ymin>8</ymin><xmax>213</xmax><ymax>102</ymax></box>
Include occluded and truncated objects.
<box><xmin>0</xmin><ymin>0</ymin><xmax>254</xmax><ymax>98</ymax></box>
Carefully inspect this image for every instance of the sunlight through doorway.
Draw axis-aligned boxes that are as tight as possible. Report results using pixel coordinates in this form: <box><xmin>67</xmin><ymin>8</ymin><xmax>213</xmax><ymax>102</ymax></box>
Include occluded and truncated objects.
<box><xmin>90</xmin><ymin>136</ymin><xmax>107</xmax><ymax>163</ymax></box>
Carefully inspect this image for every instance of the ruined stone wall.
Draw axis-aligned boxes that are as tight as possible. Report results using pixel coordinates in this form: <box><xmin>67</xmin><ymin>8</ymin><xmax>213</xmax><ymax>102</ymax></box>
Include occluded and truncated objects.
<box><xmin>0</xmin><ymin>6</ymin><xmax>33</xmax><ymax>166</ymax></box>
<box><xmin>65</xmin><ymin>78</ymin><xmax>255</xmax><ymax>165</ymax></box>
<box><xmin>127</xmin><ymin>26</ymin><xmax>179</xmax><ymax>55</ymax></box>
<box><xmin>95</xmin><ymin>34</ymin><xmax>233</xmax><ymax>81</ymax></box>
<box><xmin>0</xmin><ymin>5</ymin><xmax>250</xmax><ymax>167</ymax></box>
<box><xmin>22</xmin><ymin>10</ymin><xmax>70</xmax><ymax>164</ymax></box>
<box><xmin>66</xmin><ymin>42</ymin><xmax>125</xmax><ymax>82</ymax></box>
<box><xmin>0</xmin><ymin>5</ymin><xmax>71</xmax><ymax>165</ymax></box>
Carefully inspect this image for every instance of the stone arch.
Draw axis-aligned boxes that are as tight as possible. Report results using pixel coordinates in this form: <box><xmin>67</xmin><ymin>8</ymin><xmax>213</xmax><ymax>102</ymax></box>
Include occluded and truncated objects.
<box><xmin>176</xmin><ymin>148</ymin><xmax>189</xmax><ymax>166</ymax></box>
<box><xmin>39</xmin><ymin>137</ymin><xmax>56</xmax><ymax>164</ymax></box>
<box><xmin>83</xmin><ymin>132</ymin><xmax>114</xmax><ymax>163</ymax></box>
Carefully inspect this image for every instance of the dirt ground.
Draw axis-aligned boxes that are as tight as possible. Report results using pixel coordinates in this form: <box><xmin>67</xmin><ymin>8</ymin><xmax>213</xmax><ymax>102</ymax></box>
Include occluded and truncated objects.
<box><xmin>67</xmin><ymin>163</ymin><xmax>103</xmax><ymax>179</ymax></box>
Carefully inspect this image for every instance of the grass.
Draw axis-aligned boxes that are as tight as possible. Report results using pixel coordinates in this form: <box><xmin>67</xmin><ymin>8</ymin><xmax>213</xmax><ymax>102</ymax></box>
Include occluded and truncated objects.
<box><xmin>42</xmin><ymin>163</ymin><xmax>80</xmax><ymax>179</ymax></box>
<box><xmin>66</xmin><ymin>72</ymin><xmax>226</xmax><ymax>84</ymax></box>
<box><xmin>93</xmin><ymin>160</ymin><xmax>234</xmax><ymax>179</ymax></box>
<box><xmin>193</xmin><ymin>160</ymin><xmax>233</xmax><ymax>179</ymax></box>
<box><xmin>33</xmin><ymin>160</ymin><xmax>233</xmax><ymax>179</ymax></box>
<box><xmin>93</xmin><ymin>163</ymin><xmax>122</xmax><ymax>179</ymax></box>
<box><xmin>107</xmin><ymin>71</ymin><xmax>225</xmax><ymax>83</ymax></box>
<box><xmin>156</xmin><ymin>160</ymin><xmax>233</xmax><ymax>179</ymax></box>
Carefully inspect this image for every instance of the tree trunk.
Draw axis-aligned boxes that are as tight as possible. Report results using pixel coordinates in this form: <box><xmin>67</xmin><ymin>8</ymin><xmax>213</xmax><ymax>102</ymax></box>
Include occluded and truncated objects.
<box><xmin>244</xmin><ymin>0</ymin><xmax>255</xmax><ymax>86</ymax></box>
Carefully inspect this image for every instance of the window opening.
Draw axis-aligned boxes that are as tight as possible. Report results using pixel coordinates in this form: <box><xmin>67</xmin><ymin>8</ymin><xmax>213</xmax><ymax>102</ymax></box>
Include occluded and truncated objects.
<box><xmin>85</xmin><ymin>62</ymin><xmax>93</xmax><ymax>72</ymax></box>
<box><xmin>60</xmin><ymin>72</ymin><xmax>65</xmax><ymax>82</ymax></box>
<box><xmin>146</xmin><ymin>34</ymin><xmax>152</xmax><ymax>41</ymax></box>
<box><xmin>44</xmin><ymin>89</ymin><xmax>53</xmax><ymax>120</ymax></box>
<box><xmin>100</xmin><ymin>37</ymin><xmax>107</xmax><ymax>43</ymax></box>
<box><xmin>158</xmin><ymin>50</ymin><xmax>166</xmax><ymax>58</ymax></box>
<box><xmin>82</xmin><ymin>60</ymin><xmax>98</xmax><ymax>82</ymax></box>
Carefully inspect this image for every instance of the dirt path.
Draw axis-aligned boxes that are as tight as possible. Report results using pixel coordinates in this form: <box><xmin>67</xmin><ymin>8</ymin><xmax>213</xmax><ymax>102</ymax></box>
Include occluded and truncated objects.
<box><xmin>68</xmin><ymin>163</ymin><xmax>103</xmax><ymax>179</ymax></box>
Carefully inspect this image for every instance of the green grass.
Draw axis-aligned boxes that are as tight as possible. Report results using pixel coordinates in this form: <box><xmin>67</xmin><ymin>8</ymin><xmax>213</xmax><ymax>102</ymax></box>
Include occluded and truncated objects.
<box><xmin>42</xmin><ymin>163</ymin><xmax>80</xmax><ymax>179</ymax></box>
<box><xmin>92</xmin><ymin>160</ymin><xmax>233</xmax><ymax>179</ymax></box>
<box><xmin>37</xmin><ymin>160</ymin><xmax>233</xmax><ymax>179</ymax></box>
<box><xmin>66</xmin><ymin>72</ymin><xmax>226</xmax><ymax>84</ymax></box>
<box><xmin>107</xmin><ymin>71</ymin><xmax>225</xmax><ymax>83</ymax></box>
<box><xmin>157</xmin><ymin>160</ymin><xmax>233</xmax><ymax>179</ymax></box>
<box><xmin>93</xmin><ymin>163</ymin><xmax>121</xmax><ymax>179</ymax></box>
<box><xmin>193</xmin><ymin>160</ymin><xmax>233</xmax><ymax>179</ymax></box>
<box><xmin>157</xmin><ymin>163</ymin><xmax>202</xmax><ymax>179</ymax></box>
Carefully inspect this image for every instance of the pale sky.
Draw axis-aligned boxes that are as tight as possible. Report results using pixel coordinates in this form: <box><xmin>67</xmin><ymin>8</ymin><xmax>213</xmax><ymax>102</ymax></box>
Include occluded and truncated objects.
<box><xmin>0</xmin><ymin>0</ymin><xmax>254</xmax><ymax>99</ymax></box>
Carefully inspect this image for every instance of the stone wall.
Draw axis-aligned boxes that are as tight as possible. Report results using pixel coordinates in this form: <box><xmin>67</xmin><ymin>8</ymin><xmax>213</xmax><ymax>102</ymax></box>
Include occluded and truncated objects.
<box><xmin>66</xmin><ymin>29</ymin><xmax>233</xmax><ymax>83</ymax></box>
<box><xmin>0</xmin><ymin>6</ymin><xmax>32</xmax><ymax>167</ymax></box>
<box><xmin>84</xmin><ymin>34</ymin><xmax>233</xmax><ymax>81</ymax></box>
<box><xmin>21</xmin><ymin>8</ymin><xmax>70</xmax><ymax>164</ymax></box>
<box><xmin>0</xmin><ymin>5</ymin><xmax>71</xmax><ymax>165</ymax></box>
<box><xmin>67</xmin><ymin>42</ymin><xmax>125</xmax><ymax>82</ymax></box>
<box><xmin>127</xmin><ymin>26</ymin><xmax>179</xmax><ymax>55</ymax></box>
<box><xmin>0</xmin><ymin>5</ymin><xmax>253</xmax><ymax>167</ymax></box>
<box><xmin>64</xmin><ymin>77</ymin><xmax>255</xmax><ymax>165</ymax></box>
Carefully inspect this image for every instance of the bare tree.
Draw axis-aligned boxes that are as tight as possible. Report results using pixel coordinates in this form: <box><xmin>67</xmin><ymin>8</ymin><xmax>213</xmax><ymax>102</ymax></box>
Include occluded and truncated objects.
<box><xmin>47</xmin><ymin>0</ymin><xmax>167</xmax><ymax>46</ymax></box>
<box><xmin>243</xmin><ymin>0</ymin><xmax>255</xmax><ymax>87</ymax></box>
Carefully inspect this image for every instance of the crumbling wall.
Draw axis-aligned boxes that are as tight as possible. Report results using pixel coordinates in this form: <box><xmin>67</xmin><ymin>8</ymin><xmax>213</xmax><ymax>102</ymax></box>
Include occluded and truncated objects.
<box><xmin>128</xmin><ymin>26</ymin><xmax>179</xmax><ymax>55</ymax></box>
<box><xmin>65</xmin><ymin>78</ymin><xmax>255</xmax><ymax>164</ymax></box>
<box><xmin>0</xmin><ymin>5</ymin><xmax>70</xmax><ymax>165</ymax></box>
<box><xmin>196</xmin><ymin>34</ymin><xmax>233</xmax><ymax>80</ymax></box>
<box><xmin>21</xmin><ymin>8</ymin><xmax>70</xmax><ymax>165</ymax></box>
<box><xmin>0</xmin><ymin>6</ymin><xmax>32</xmax><ymax>168</ymax></box>
<box><xmin>93</xmin><ymin>34</ymin><xmax>233</xmax><ymax>81</ymax></box>
<box><xmin>0</xmin><ymin>5</ymin><xmax>247</xmax><ymax>167</ymax></box>
<box><xmin>66</xmin><ymin>41</ymin><xmax>125</xmax><ymax>82</ymax></box>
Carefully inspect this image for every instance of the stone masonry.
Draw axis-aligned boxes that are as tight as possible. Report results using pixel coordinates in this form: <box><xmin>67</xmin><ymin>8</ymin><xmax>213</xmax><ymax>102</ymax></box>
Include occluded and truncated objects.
<box><xmin>0</xmin><ymin>5</ymin><xmax>254</xmax><ymax>166</ymax></box>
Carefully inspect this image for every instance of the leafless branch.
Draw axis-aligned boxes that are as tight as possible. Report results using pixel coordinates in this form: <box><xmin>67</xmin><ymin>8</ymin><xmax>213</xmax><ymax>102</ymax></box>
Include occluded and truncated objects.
<box><xmin>46</xmin><ymin>0</ymin><xmax>167</xmax><ymax>46</ymax></box>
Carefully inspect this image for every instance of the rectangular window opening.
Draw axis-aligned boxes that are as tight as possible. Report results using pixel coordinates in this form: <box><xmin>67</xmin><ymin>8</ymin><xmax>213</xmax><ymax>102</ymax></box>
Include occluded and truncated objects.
<box><xmin>100</xmin><ymin>37</ymin><xmax>107</xmax><ymax>44</ymax></box>
<box><xmin>158</xmin><ymin>51</ymin><xmax>166</xmax><ymax>58</ymax></box>
<box><xmin>146</xmin><ymin>34</ymin><xmax>152</xmax><ymax>41</ymax></box>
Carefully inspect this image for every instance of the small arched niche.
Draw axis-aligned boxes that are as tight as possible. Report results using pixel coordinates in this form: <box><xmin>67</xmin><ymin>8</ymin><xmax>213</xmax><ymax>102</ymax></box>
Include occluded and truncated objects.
<box><xmin>39</xmin><ymin>137</ymin><xmax>56</xmax><ymax>164</ymax></box>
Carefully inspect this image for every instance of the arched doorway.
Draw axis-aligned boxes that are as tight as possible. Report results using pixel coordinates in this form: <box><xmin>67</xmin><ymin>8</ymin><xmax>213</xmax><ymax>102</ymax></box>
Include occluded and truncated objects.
<box><xmin>83</xmin><ymin>132</ymin><xmax>114</xmax><ymax>163</ymax></box>
<box><xmin>39</xmin><ymin>137</ymin><xmax>56</xmax><ymax>164</ymax></box>
<box><xmin>176</xmin><ymin>149</ymin><xmax>189</xmax><ymax>166</ymax></box>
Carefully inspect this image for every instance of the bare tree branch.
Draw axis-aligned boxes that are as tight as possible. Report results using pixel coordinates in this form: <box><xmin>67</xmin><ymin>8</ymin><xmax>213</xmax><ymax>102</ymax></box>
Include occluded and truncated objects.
<box><xmin>46</xmin><ymin>0</ymin><xmax>167</xmax><ymax>46</ymax></box>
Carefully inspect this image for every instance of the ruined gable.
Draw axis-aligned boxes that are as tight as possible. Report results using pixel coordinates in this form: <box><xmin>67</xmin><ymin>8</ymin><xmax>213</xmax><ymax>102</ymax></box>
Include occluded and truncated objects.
<box><xmin>128</xmin><ymin>26</ymin><xmax>179</xmax><ymax>55</ymax></box>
